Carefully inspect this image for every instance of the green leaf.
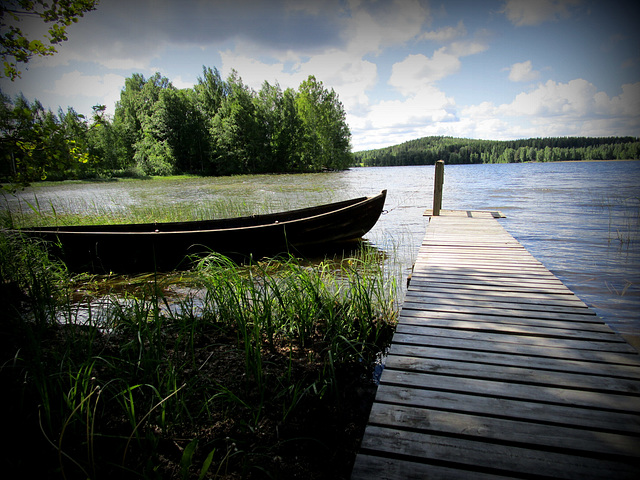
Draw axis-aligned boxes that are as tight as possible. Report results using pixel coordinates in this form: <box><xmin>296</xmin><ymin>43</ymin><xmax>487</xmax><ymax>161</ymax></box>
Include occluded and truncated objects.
<box><xmin>198</xmin><ymin>448</ymin><xmax>216</xmax><ymax>480</ymax></box>
<box><xmin>180</xmin><ymin>439</ymin><xmax>198</xmax><ymax>480</ymax></box>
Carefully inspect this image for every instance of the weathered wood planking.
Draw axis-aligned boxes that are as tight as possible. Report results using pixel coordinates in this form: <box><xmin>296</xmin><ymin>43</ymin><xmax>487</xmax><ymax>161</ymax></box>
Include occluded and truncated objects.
<box><xmin>352</xmin><ymin>214</ymin><xmax>640</xmax><ymax>480</ymax></box>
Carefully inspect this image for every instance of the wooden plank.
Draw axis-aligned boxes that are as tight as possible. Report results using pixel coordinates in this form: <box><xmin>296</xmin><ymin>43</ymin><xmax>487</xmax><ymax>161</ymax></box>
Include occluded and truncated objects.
<box><xmin>367</xmin><ymin>402</ymin><xmax>640</xmax><ymax>457</ymax></box>
<box><xmin>374</xmin><ymin>384</ymin><xmax>640</xmax><ymax>434</ymax></box>
<box><xmin>380</xmin><ymin>369</ymin><xmax>640</xmax><ymax>412</ymax></box>
<box><xmin>412</xmin><ymin>264</ymin><xmax>562</xmax><ymax>277</ymax></box>
<box><xmin>423</xmin><ymin>209</ymin><xmax>505</xmax><ymax>218</ymax></box>
<box><xmin>393</xmin><ymin>325</ymin><xmax>637</xmax><ymax>353</ymax></box>
<box><xmin>396</xmin><ymin>317</ymin><xmax>616</xmax><ymax>342</ymax></box>
<box><xmin>399</xmin><ymin>302</ymin><xmax>603</xmax><ymax>323</ymax></box>
<box><xmin>404</xmin><ymin>288</ymin><xmax>590</xmax><ymax>306</ymax></box>
<box><xmin>351</xmin><ymin>455</ymin><xmax>514</xmax><ymax>480</ymax></box>
<box><xmin>413</xmin><ymin>263</ymin><xmax>556</xmax><ymax>273</ymax></box>
<box><xmin>384</xmin><ymin>354</ymin><xmax>640</xmax><ymax>394</ymax></box>
<box><xmin>412</xmin><ymin>267</ymin><xmax>564</xmax><ymax>287</ymax></box>
<box><xmin>417</xmin><ymin>251</ymin><xmax>543</xmax><ymax>261</ymax></box>
<box><xmin>387</xmin><ymin>343</ymin><xmax>640</xmax><ymax>378</ymax></box>
<box><xmin>418</xmin><ymin>249</ymin><xmax>542</xmax><ymax>257</ymax></box>
<box><xmin>408</xmin><ymin>278</ymin><xmax>575</xmax><ymax>294</ymax></box>
<box><xmin>399</xmin><ymin>309</ymin><xmax>614</xmax><ymax>332</ymax></box>
<box><xmin>359</xmin><ymin>426</ymin><xmax>638</xmax><ymax>480</ymax></box>
<box><xmin>390</xmin><ymin>331</ymin><xmax>640</xmax><ymax>365</ymax></box>
<box><xmin>404</xmin><ymin>293</ymin><xmax>595</xmax><ymax>315</ymax></box>
<box><xmin>352</xmin><ymin>214</ymin><xmax>640</xmax><ymax>479</ymax></box>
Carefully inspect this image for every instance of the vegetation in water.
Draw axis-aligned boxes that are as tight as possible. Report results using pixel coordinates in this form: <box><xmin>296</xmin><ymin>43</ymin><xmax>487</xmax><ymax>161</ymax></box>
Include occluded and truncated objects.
<box><xmin>593</xmin><ymin>193</ymin><xmax>640</xmax><ymax>246</ymax></box>
<box><xmin>0</xmin><ymin>177</ymin><xmax>347</xmax><ymax>228</ymax></box>
<box><xmin>0</xmin><ymin>231</ymin><xmax>398</xmax><ymax>479</ymax></box>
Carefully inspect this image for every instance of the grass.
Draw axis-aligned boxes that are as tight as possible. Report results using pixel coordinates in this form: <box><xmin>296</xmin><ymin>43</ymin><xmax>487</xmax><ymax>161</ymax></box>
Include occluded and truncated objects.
<box><xmin>0</xmin><ymin>231</ymin><xmax>398</xmax><ymax>479</ymax></box>
<box><xmin>2</xmin><ymin>192</ymin><xmax>284</xmax><ymax>228</ymax></box>
<box><xmin>593</xmin><ymin>193</ymin><xmax>640</xmax><ymax>246</ymax></box>
<box><xmin>1</xmin><ymin>174</ymin><xmax>345</xmax><ymax>228</ymax></box>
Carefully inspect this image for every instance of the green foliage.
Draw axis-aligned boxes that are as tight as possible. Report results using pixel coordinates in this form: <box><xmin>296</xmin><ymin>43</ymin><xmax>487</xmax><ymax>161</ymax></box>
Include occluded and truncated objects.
<box><xmin>0</xmin><ymin>236</ymin><xmax>396</xmax><ymax>478</ymax></box>
<box><xmin>0</xmin><ymin>92</ymin><xmax>96</xmax><ymax>188</ymax></box>
<box><xmin>1</xmin><ymin>66</ymin><xmax>355</xmax><ymax>183</ymax></box>
<box><xmin>0</xmin><ymin>0</ymin><xmax>99</xmax><ymax>80</ymax></box>
<box><xmin>296</xmin><ymin>76</ymin><xmax>353</xmax><ymax>171</ymax></box>
<box><xmin>354</xmin><ymin>135</ymin><xmax>640</xmax><ymax>166</ymax></box>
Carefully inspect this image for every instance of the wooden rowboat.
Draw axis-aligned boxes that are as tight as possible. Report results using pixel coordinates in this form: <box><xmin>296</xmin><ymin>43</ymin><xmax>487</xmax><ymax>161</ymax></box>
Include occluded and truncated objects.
<box><xmin>20</xmin><ymin>190</ymin><xmax>387</xmax><ymax>273</ymax></box>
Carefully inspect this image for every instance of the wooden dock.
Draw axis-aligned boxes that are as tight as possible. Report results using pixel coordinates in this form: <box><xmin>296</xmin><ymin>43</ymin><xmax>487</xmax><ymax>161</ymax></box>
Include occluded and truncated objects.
<box><xmin>351</xmin><ymin>212</ymin><xmax>640</xmax><ymax>479</ymax></box>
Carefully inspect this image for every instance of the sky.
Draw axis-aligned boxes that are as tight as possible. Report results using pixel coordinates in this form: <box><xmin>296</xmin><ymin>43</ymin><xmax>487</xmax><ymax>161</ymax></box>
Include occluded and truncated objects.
<box><xmin>1</xmin><ymin>0</ymin><xmax>639</xmax><ymax>151</ymax></box>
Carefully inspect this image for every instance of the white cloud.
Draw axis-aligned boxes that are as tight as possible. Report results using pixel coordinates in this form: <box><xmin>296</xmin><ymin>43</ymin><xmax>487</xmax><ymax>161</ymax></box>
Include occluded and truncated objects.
<box><xmin>453</xmin><ymin>79</ymin><xmax>640</xmax><ymax>140</ymax></box>
<box><xmin>389</xmin><ymin>49</ymin><xmax>461</xmax><ymax>95</ymax></box>
<box><xmin>47</xmin><ymin>71</ymin><xmax>125</xmax><ymax>112</ymax></box>
<box><xmin>171</xmin><ymin>75</ymin><xmax>196</xmax><ymax>90</ymax></box>
<box><xmin>501</xmin><ymin>0</ymin><xmax>583</xmax><ymax>27</ymax></box>
<box><xmin>345</xmin><ymin>0</ymin><xmax>430</xmax><ymax>55</ymax></box>
<box><xmin>353</xmin><ymin>78</ymin><xmax>640</xmax><ymax>148</ymax></box>
<box><xmin>446</xmin><ymin>39</ymin><xmax>489</xmax><ymax>58</ymax></box>
<box><xmin>219</xmin><ymin>52</ymin><xmax>291</xmax><ymax>89</ymax></box>
<box><xmin>369</xmin><ymin>87</ymin><xmax>456</xmax><ymax>127</ymax></box>
<box><xmin>49</xmin><ymin>71</ymin><xmax>123</xmax><ymax>97</ymax></box>
<box><xmin>508</xmin><ymin>60</ymin><xmax>541</xmax><ymax>82</ymax></box>
<box><xmin>350</xmin><ymin>85</ymin><xmax>457</xmax><ymax>149</ymax></box>
<box><xmin>500</xmin><ymin>79</ymin><xmax>597</xmax><ymax>116</ymax></box>
<box><xmin>595</xmin><ymin>82</ymin><xmax>640</xmax><ymax>117</ymax></box>
<box><xmin>420</xmin><ymin>20</ymin><xmax>467</xmax><ymax>42</ymax></box>
<box><xmin>301</xmin><ymin>50</ymin><xmax>378</xmax><ymax>108</ymax></box>
<box><xmin>219</xmin><ymin>48</ymin><xmax>377</xmax><ymax>113</ymax></box>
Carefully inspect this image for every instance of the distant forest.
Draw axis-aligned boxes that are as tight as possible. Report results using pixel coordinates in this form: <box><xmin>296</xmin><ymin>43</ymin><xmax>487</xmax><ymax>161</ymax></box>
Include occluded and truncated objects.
<box><xmin>354</xmin><ymin>136</ymin><xmax>640</xmax><ymax>166</ymax></box>
<box><xmin>1</xmin><ymin>67</ymin><xmax>353</xmax><ymax>185</ymax></box>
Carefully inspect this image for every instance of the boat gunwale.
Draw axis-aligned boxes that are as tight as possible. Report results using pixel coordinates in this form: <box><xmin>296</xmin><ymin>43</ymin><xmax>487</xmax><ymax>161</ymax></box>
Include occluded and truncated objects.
<box><xmin>18</xmin><ymin>190</ymin><xmax>387</xmax><ymax>237</ymax></box>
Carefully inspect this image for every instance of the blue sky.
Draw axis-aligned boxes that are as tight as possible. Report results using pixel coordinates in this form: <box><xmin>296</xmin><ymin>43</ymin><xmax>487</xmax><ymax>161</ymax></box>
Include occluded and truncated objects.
<box><xmin>2</xmin><ymin>0</ymin><xmax>639</xmax><ymax>151</ymax></box>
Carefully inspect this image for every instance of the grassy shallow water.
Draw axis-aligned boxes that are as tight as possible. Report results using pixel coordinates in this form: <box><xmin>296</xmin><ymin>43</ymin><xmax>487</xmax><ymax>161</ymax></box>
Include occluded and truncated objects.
<box><xmin>0</xmin><ymin>219</ymin><xmax>398</xmax><ymax>479</ymax></box>
<box><xmin>1</xmin><ymin>174</ymin><xmax>350</xmax><ymax>228</ymax></box>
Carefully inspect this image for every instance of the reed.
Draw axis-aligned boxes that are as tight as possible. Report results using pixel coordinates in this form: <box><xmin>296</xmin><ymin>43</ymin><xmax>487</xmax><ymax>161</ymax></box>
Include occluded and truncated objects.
<box><xmin>593</xmin><ymin>193</ymin><xmax>640</xmax><ymax>245</ymax></box>
<box><xmin>0</xmin><ymin>231</ymin><xmax>397</xmax><ymax>479</ymax></box>
<box><xmin>2</xmin><ymin>180</ymin><xmax>337</xmax><ymax>228</ymax></box>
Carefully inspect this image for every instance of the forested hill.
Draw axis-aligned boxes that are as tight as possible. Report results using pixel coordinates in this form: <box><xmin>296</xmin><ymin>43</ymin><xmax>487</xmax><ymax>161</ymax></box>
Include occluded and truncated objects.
<box><xmin>353</xmin><ymin>136</ymin><xmax>640</xmax><ymax>166</ymax></box>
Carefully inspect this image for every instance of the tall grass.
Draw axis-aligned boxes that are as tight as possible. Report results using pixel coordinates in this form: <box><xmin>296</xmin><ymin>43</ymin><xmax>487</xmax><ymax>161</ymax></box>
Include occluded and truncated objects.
<box><xmin>2</xmin><ymin>182</ymin><xmax>339</xmax><ymax>228</ymax></box>
<box><xmin>0</xmin><ymin>231</ymin><xmax>397</xmax><ymax>479</ymax></box>
<box><xmin>593</xmin><ymin>193</ymin><xmax>640</xmax><ymax>245</ymax></box>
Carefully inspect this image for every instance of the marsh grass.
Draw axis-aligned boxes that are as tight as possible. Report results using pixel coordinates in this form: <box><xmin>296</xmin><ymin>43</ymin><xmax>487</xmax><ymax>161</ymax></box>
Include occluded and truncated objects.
<box><xmin>0</xmin><ymin>232</ymin><xmax>397</xmax><ymax>479</ymax></box>
<box><xmin>2</xmin><ymin>194</ymin><xmax>275</xmax><ymax>228</ymax></box>
<box><xmin>593</xmin><ymin>193</ymin><xmax>640</xmax><ymax>245</ymax></box>
<box><xmin>1</xmin><ymin>175</ymin><xmax>343</xmax><ymax>228</ymax></box>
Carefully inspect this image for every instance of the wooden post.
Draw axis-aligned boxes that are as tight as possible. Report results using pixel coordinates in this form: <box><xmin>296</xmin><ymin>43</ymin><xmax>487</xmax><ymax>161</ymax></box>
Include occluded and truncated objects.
<box><xmin>433</xmin><ymin>160</ymin><xmax>444</xmax><ymax>216</ymax></box>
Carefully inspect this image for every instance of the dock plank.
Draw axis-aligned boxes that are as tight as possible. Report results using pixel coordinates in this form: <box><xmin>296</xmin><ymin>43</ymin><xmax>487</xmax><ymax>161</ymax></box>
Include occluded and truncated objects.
<box><xmin>351</xmin><ymin>214</ymin><xmax>640</xmax><ymax>479</ymax></box>
<box><xmin>357</xmin><ymin>426</ymin><xmax>638</xmax><ymax>480</ymax></box>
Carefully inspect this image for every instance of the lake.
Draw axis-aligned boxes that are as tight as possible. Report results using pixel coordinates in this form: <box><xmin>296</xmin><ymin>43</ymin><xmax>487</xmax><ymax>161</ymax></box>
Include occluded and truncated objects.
<box><xmin>5</xmin><ymin>160</ymin><xmax>639</xmax><ymax>340</ymax></box>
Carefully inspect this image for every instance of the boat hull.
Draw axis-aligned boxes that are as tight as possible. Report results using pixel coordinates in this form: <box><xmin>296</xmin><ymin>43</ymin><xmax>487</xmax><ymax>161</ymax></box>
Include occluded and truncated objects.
<box><xmin>20</xmin><ymin>190</ymin><xmax>387</xmax><ymax>273</ymax></box>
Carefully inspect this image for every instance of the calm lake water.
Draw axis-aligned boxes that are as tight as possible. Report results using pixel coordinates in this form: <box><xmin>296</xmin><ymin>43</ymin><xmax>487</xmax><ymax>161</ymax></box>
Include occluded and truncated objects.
<box><xmin>5</xmin><ymin>161</ymin><xmax>640</xmax><ymax>338</ymax></box>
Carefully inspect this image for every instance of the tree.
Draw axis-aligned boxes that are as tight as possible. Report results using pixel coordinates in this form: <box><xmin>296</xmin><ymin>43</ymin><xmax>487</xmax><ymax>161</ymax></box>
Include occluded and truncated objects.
<box><xmin>86</xmin><ymin>105</ymin><xmax>129</xmax><ymax>174</ymax></box>
<box><xmin>194</xmin><ymin>66</ymin><xmax>228</xmax><ymax>120</ymax></box>
<box><xmin>210</xmin><ymin>71</ymin><xmax>267</xmax><ymax>175</ymax></box>
<box><xmin>0</xmin><ymin>93</ymin><xmax>91</xmax><ymax>186</ymax></box>
<box><xmin>1</xmin><ymin>0</ymin><xmax>99</xmax><ymax>80</ymax></box>
<box><xmin>113</xmin><ymin>72</ymin><xmax>179</xmax><ymax>175</ymax></box>
<box><xmin>254</xmin><ymin>81</ymin><xmax>303</xmax><ymax>172</ymax></box>
<box><xmin>296</xmin><ymin>76</ymin><xmax>352</xmax><ymax>171</ymax></box>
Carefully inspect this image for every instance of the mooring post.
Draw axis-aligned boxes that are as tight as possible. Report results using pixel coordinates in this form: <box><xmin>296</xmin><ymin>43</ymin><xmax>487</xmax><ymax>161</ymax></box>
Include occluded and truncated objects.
<box><xmin>433</xmin><ymin>160</ymin><xmax>444</xmax><ymax>216</ymax></box>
